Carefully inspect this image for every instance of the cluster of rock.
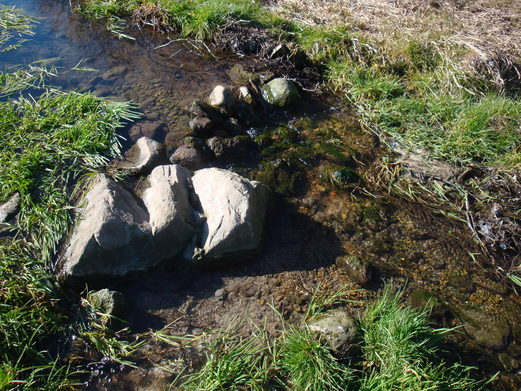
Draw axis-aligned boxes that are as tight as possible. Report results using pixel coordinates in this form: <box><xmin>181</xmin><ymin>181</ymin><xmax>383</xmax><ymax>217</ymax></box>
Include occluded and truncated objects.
<box><xmin>58</xmin><ymin>165</ymin><xmax>269</xmax><ymax>283</ymax></box>
<box><xmin>174</xmin><ymin>77</ymin><xmax>301</xmax><ymax>170</ymax></box>
<box><xmin>58</xmin><ymin>77</ymin><xmax>305</xmax><ymax>284</ymax></box>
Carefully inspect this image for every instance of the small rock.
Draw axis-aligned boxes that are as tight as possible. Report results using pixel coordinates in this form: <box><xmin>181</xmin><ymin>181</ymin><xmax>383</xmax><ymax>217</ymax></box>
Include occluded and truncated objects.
<box><xmin>308</xmin><ymin>309</ymin><xmax>360</xmax><ymax>352</ymax></box>
<box><xmin>270</xmin><ymin>43</ymin><xmax>290</xmax><ymax>59</ymax></box>
<box><xmin>239</xmin><ymin>86</ymin><xmax>253</xmax><ymax>104</ymax></box>
<box><xmin>227</xmin><ymin>65</ymin><xmax>259</xmax><ymax>85</ymax></box>
<box><xmin>169</xmin><ymin>144</ymin><xmax>210</xmax><ymax>171</ymax></box>
<box><xmin>116</xmin><ymin>137</ymin><xmax>167</xmax><ymax>175</ymax></box>
<box><xmin>189</xmin><ymin>116</ymin><xmax>214</xmax><ymax>137</ymax></box>
<box><xmin>336</xmin><ymin>255</ymin><xmax>373</xmax><ymax>286</ymax></box>
<box><xmin>87</xmin><ymin>288</ymin><xmax>128</xmax><ymax>320</ymax></box>
<box><xmin>215</xmin><ymin>288</ymin><xmax>227</xmax><ymax>300</ymax></box>
<box><xmin>208</xmin><ymin>85</ymin><xmax>235</xmax><ymax>112</ymax></box>
<box><xmin>331</xmin><ymin>168</ymin><xmax>359</xmax><ymax>186</ymax></box>
<box><xmin>0</xmin><ymin>193</ymin><xmax>20</xmax><ymax>227</ymax></box>
<box><xmin>261</xmin><ymin>78</ymin><xmax>301</xmax><ymax>108</ymax></box>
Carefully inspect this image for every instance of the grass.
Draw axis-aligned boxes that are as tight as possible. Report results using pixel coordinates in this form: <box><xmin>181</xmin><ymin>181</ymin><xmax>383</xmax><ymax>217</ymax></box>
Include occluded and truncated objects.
<box><xmin>0</xmin><ymin>6</ymin><xmax>139</xmax><ymax>389</ymax></box>
<box><xmin>180</xmin><ymin>285</ymin><xmax>490</xmax><ymax>391</ymax></box>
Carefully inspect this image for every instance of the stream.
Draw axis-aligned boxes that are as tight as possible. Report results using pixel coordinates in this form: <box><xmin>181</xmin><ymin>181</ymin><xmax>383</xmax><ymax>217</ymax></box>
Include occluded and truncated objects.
<box><xmin>2</xmin><ymin>0</ymin><xmax>521</xmax><ymax>390</ymax></box>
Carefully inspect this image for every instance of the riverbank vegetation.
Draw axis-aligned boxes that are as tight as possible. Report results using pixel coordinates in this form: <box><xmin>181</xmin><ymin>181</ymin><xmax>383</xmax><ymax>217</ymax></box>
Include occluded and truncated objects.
<box><xmin>181</xmin><ymin>285</ymin><xmax>489</xmax><ymax>390</ymax></box>
<box><xmin>0</xmin><ymin>6</ymin><xmax>137</xmax><ymax>388</ymax></box>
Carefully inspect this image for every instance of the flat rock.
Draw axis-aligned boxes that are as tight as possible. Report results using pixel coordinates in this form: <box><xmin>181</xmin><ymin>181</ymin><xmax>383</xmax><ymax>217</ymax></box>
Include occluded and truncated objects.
<box><xmin>60</xmin><ymin>175</ymin><xmax>151</xmax><ymax>278</ymax></box>
<box><xmin>191</xmin><ymin>168</ymin><xmax>269</xmax><ymax>260</ymax></box>
<box><xmin>116</xmin><ymin>137</ymin><xmax>167</xmax><ymax>175</ymax></box>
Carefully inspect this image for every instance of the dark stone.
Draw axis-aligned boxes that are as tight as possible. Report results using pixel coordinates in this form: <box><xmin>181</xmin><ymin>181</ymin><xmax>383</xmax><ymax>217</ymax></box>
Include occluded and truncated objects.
<box><xmin>227</xmin><ymin>64</ymin><xmax>260</xmax><ymax>85</ymax></box>
<box><xmin>169</xmin><ymin>144</ymin><xmax>211</xmax><ymax>171</ymax></box>
<box><xmin>270</xmin><ymin>43</ymin><xmax>290</xmax><ymax>59</ymax></box>
<box><xmin>458</xmin><ymin>306</ymin><xmax>512</xmax><ymax>350</ymax></box>
<box><xmin>189</xmin><ymin>100</ymin><xmax>226</xmax><ymax>124</ymax></box>
<box><xmin>189</xmin><ymin>116</ymin><xmax>214</xmax><ymax>137</ymax></box>
<box><xmin>336</xmin><ymin>255</ymin><xmax>373</xmax><ymax>286</ymax></box>
<box><xmin>331</xmin><ymin>168</ymin><xmax>359</xmax><ymax>186</ymax></box>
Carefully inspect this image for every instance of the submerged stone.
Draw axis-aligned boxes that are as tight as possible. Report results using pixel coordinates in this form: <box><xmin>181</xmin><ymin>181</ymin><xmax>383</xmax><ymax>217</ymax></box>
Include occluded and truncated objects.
<box><xmin>336</xmin><ymin>255</ymin><xmax>373</xmax><ymax>286</ymax></box>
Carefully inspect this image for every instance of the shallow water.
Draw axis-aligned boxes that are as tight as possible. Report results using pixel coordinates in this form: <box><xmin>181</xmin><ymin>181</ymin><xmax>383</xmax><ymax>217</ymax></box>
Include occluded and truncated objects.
<box><xmin>3</xmin><ymin>1</ymin><xmax>521</xmax><ymax>390</ymax></box>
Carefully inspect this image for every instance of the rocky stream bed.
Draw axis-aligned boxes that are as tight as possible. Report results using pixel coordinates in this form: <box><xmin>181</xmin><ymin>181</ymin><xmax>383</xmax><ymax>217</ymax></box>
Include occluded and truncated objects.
<box><xmin>2</xmin><ymin>0</ymin><xmax>521</xmax><ymax>390</ymax></box>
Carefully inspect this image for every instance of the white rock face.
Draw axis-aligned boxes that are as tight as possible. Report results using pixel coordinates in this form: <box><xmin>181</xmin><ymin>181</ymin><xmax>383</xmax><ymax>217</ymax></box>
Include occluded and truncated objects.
<box><xmin>191</xmin><ymin>168</ymin><xmax>269</xmax><ymax>260</ymax></box>
<box><xmin>142</xmin><ymin>165</ymin><xmax>196</xmax><ymax>259</ymax></box>
<box><xmin>61</xmin><ymin>166</ymin><xmax>269</xmax><ymax>281</ymax></box>
<box><xmin>62</xmin><ymin>175</ymin><xmax>151</xmax><ymax>277</ymax></box>
<box><xmin>208</xmin><ymin>85</ymin><xmax>235</xmax><ymax>111</ymax></box>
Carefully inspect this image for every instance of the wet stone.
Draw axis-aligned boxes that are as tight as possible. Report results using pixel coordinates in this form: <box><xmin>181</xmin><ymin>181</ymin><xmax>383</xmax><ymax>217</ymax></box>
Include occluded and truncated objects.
<box><xmin>87</xmin><ymin>288</ymin><xmax>128</xmax><ymax>320</ymax></box>
<box><xmin>116</xmin><ymin>137</ymin><xmax>167</xmax><ymax>176</ymax></box>
<box><xmin>189</xmin><ymin>100</ymin><xmax>226</xmax><ymax>124</ymax></box>
<box><xmin>227</xmin><ymin>64</ymin><xmax>259</xmax><ymax>85</ymax></box>
<box><xmin>101</xmin><ymin>65</ymin><xmax>127</xmax><ymax>80</ymax></box>
<box><xmin>129</xmin><ymin>122</ymin><xmax>166</xmax><ymax>143</ymax></box>
<box><xmin>206</xmin><ymin>136</ymin><xmax>256</xmax><ymax>160</ymax></box>
<box><xmin>261</xmin><ymin>78</ymin><xmax>301</xmax><ymax>108</ymax></box>
<box><xmin>336</xmin><ymin>255</ymin><xmax>373</xmax><ymax>286</ymax></box>
<box><xmin>458</xmin><ymin>306</ymin><xmax>512</xmax><ymax>350</ymax></box>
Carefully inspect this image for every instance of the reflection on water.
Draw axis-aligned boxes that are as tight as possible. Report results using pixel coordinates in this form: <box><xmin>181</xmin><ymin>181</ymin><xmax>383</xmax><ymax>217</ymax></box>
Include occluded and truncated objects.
<box><xmin>0</xmin><ymin>0</ymin><xmax>229</xmax><ymax>148</ymax></box>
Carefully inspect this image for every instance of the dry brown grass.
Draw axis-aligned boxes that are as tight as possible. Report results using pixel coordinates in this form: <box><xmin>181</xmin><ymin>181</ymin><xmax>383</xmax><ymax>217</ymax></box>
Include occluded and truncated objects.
<box><xmin>267</xmin><ymin>0</ymin><xmax>521</xmax><ymax>61</ymax></box>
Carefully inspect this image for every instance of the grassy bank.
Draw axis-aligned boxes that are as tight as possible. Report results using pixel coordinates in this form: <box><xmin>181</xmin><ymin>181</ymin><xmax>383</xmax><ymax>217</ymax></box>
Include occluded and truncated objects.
<box><xmin>0</xmin><ymin>6</ymin><xmax>138</xmax><ymax>389</ymax></box>
<box><xmin>181</xmin><ymin>285</ymin><xmax>489</xmax><ymax>390</ymax></box>
<box><xmin>78</xmin><ymin>0</ymin><xmax>521</xmax><ymax>168</ymax></box>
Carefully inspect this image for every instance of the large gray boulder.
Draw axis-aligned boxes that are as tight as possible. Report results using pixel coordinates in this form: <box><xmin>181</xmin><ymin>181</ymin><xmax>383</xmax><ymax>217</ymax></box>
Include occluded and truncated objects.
<box><xmin>191</xmin><ymin>168</ymin><xmax>269</xmax><ymax>260</ymax></box>
<box><xmin>60</xmin><ymin>175</ymin><xmax>151</xmax><ymax>278</ymax></box>
<box><xmin>261</xmin><ymin>78</ymin><xmax>301</xmax><ymax>108</ymax></box>
<box><xmin>142</xmin><ymin>165</ymin><xmax>197</xmax><ymax>260</ymax></box>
